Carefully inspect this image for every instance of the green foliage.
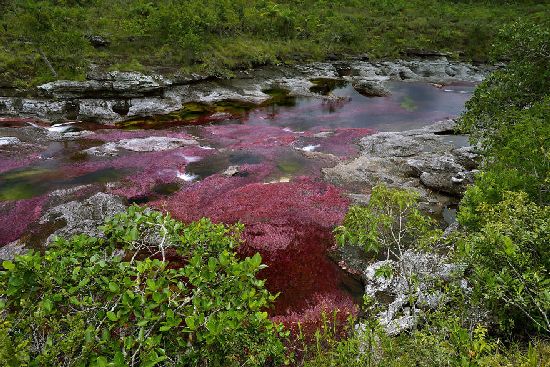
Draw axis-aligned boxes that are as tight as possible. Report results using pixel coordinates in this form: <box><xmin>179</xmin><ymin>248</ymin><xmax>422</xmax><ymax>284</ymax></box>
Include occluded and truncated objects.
<box><xmin>458</xmin><ymin>192</ymin><xmax>550</xmax><ymax>334</ymax></box>
<box><xmin>301</xmin><ymin>309</ymin><xmax>550</xmax><ymax>367</ymax></box>
<box><xmin>334</xmin><ymin>185</ymin><xmax>441</xmax><ymax>255</ymax></box>
<box><xmin>0</xmin><ymin>0</ymin><xmax>548</xmax><ymax>85</ymax></box>
<box><xmin>460</xmin><ymin>21</ymin><xmax>550</xmax><ymax>143</ymax></box>
<box><xmin>0</xmin><ymin>206</ymin><xmax>287</xmax><ymax>366</ymax></box>
<box><xmin>458</xmin><ymin>21</ymin><xmax>550</xmax><ymax>209</ymax></box>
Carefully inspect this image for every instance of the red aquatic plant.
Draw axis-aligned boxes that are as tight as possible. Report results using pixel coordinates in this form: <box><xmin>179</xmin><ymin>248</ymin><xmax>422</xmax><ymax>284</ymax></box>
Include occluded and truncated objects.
<box><xmin>0</xmin><ymin>196</ymin><xmax>46</xmax><ymax>245</ymax></box>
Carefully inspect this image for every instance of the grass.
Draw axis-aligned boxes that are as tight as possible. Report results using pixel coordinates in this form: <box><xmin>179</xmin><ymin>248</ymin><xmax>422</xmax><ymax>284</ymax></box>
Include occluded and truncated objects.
<box><xmin>0</xmin><ymin>0</ymin><xmax>548</xmax><ymax>87</ymax></box>
<box><xmin>0</xmin><ymin>0</ymin><xmax>550</xmax><ymax>87</ymax></box>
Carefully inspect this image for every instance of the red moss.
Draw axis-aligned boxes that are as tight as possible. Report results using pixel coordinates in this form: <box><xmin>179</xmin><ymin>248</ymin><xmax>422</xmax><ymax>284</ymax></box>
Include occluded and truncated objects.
<box><xmin>203</xmin><ymin>124</ymin><xmax>298</xmax><ymax>149</ymax></box>
<box><xmin>0</xmin><ymin>196</ymin><xmax>46</xmax><ymax>245</ymax></box>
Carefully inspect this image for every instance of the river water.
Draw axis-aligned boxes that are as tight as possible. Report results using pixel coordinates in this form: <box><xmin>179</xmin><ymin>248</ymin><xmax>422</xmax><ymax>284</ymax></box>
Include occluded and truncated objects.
<box><xmin>0</xmin><ymin>81</ymin><xmax>474</xmax><ymax>326</ymax></box>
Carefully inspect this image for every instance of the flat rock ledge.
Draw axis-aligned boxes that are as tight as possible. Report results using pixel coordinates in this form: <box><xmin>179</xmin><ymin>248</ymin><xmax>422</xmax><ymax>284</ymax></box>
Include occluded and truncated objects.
<box><xmin>323</xmin><ymin>119</ymin><xmax>480</xmax><ymax>215</ymax></box>
<box><xmin>85</xmin><ymin>136</ymin><xmax>198</xmax><ymax>156</ymax></box>
<box><xmin>39</xmin><ymin>192</ymin><xmax>127</xmax><ymax>244</ymax></box>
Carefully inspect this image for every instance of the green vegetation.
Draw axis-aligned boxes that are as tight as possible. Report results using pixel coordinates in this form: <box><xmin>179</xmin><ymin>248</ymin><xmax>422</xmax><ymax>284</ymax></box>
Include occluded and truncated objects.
<box><xmin>1</xmin><ymin>1</ymin><xmax>549</xmax><ymax>86</ymax></box>
<box><xmin>0</xmin><ymin>4</ymin><xmax>549</xmax><ymax>366</ymax></box>
<box><xmin>458</xmin><ymin>192</ymin><xmax>550</xmax><ymax>334</ymax></box>
<box><xmin>456</xmin><ymin>19</ymin><xmax>550</xmax><ymax>336</ymax></box>
<box><xmin>0</xmin><ymin>206</ymin><xmax>288</xmax><ymax>366</ymax></box>
<box><xmin>335</xmin><ymin>185</ymin><xmax>441</xmax><ymax>256</ymax></box>
<box><xmin>459</xmin><ymin>20</ymin><xmax>550</xmax><ymax>211</ymax></box>
<box><xmin>323</xmin><ymin>17</ymin><xmax>550</xmax><ymax>367</ymax></box>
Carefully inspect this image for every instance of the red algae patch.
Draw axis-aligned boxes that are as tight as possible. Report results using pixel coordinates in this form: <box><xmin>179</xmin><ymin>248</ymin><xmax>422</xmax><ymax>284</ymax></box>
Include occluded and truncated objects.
<box><xmin>0</xmin><ymin>196</ymin><xmax>46</xmax><ymax>245</ymax></box>
<box><xmin>151</xmin><ymin>176</ymin><xmax>358</xmax><ymax>325</ymax></box>
<box><xmin>203</xmin><ymin>124</ymin><xmax>298</xmax><ymax>149</ymax></box>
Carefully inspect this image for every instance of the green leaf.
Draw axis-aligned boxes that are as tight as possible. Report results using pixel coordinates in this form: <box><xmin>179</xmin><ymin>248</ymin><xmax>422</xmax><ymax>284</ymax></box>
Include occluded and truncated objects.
<box><xmin>2</xmin><ymin>260</ymin><xmax>15</xmax><ymax>270</ymax></box>
<box><xmin>185</xmin><ymin>316</ymin><xmax>196</xmax><ymax>330</ymax></box>
<box><xmin>107</xmin><ymin>311</ymin><xmax>118</xmax><ymax>321</ymax></box>
<box><xmin>109</xmin><ymin>282</ymin><xmax>120</xmax><ymax>293</ymax></box>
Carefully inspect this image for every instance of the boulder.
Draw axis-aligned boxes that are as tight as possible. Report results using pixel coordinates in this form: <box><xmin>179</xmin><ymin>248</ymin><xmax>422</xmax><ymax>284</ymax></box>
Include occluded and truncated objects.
<box><xmin>87</xmin><ymin>35</ymin><xmax>110</xmax><ymax>48</ymax></box>
<box><xmin>352</xmin><ymin>80</ymin><xmax>391</xmax><ymax>97</ymax></box>
<box><xmin>323</xmin><ymin>120</ymin><xmax>480</xmax><ymax>214</ymax></box>
<box><xmin>360</xmin><ymin>249</ymin><xmax>464</xmax><ymax>335</ymax></box>
<box><xmin>39</xmin><ymin>192</ymin><xmax>126</xmax><ymax>242</ymax></box>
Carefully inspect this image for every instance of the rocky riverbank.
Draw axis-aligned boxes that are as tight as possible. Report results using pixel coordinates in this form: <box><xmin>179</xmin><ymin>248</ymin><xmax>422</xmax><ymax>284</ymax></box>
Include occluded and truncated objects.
<box><xmin>324</xmin><ymin>119</ymin><xmax>479</xmax><ymax>217</ymax></box>
<box><xmin>0</xmin><ymin>58</ymin><xmax>491</xmax><ymax>124</ymax></box>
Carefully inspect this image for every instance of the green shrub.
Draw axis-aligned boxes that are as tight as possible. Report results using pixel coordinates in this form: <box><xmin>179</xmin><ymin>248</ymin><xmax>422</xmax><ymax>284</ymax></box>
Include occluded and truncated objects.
<box><xmin>0</xmin><ymin>206</ymin><xmax>287</xmax><ymax>366</ymax></box>
<box><xmin>334</xmin><ymin>184</ymin><xmax>441</xmax><ymax>255</ymax></box>
<box><xmin>458</xmin><ymin>192</ymin><xmax>550</xmax><ymax>334</ymax></box>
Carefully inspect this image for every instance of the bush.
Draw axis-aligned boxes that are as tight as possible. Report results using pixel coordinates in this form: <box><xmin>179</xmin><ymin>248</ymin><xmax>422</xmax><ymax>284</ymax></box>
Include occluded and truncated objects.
<box><xmin>334</xmin><ymin>184</ymin><xmax>441</xmax><ymax>255</ymax></box>
<box><xmin>458</xmin><ymin>192</ymin><xmax>550</xmax><ymax>334</ymax></box>
<box><xmin>0</xmin><ymin>206</ymin><xmax>287</xmax><ymax>366</ymax></box>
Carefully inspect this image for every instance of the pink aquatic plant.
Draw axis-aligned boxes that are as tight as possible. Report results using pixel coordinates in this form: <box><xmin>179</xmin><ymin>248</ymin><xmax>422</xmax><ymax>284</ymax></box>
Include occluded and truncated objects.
<box><xmin>0</xmin><ymin>196</ymin><xmax>46</xmax><ymax>245</ymax></box>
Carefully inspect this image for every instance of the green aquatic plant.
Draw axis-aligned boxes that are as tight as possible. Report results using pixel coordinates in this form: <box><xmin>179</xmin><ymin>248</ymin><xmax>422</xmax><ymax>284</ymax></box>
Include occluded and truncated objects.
<box><xmin>399</xmin><ymin>96</ymin><xmax>418</xmax><ymax>112</ymax></box>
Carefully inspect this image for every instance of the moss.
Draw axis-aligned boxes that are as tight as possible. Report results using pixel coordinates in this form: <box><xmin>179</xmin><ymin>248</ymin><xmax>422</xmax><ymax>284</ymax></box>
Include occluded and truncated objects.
<box><xmin>400</xmin><ymin>96</ymin><xmax>418</xmax><ymax>112</ymax></box>
<box><xmin>117</xmin><ymin>100</ymin><xmax>257</xmax><ymax>129</ymax></box>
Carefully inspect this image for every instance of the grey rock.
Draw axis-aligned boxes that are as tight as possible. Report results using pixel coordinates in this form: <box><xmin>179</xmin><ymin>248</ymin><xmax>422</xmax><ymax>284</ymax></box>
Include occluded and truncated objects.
<box><xmin>127</xmin><ymin>97</ymin><xmax>181</xmax><ymax>117</ymax></box>
<box><xmin>352</xmin><ymin>80</ymin><xmax>391</xmax><ymax>97</ymax></box>
<box><xmin>85</xmin><ymin>136</ymin><xmax>198</xmax><ymax>156</ymax></box>
<box><xmin>323</xmin><ymin>120</ymin><xmax>479</xmax><ymax>214</ymax></box>
<box><xmin>360</xmin><ymin>250</ymin><xmax>464</xmax><ymax>335</ymax></box>
<box><xmin>87</xmin><ymin>35</ymin><xmax>110</xmax><ymax>48</ymax></box>
<box><xmin>0</xmin><ymin>137</ymin><xmax>21</xmax><ymax>146</ymax></box>
<box><xmin>222</xmin><ymin>165</ymin><xmax>240</xmax><ymax>176</ymax></box>
<box><xmin>38</xmin><ymin>71</ymin><xmax>169</xmax><ymax>99</ymax></box>
<box><xmin>0</xmin><ymin>241</ymin><xmax>27</xmax><ymax>261</ymax></box>
<box><xmin>39</xmin><ymin>192</ymin><xmax>126</xmax><ymax>242</ymax></box>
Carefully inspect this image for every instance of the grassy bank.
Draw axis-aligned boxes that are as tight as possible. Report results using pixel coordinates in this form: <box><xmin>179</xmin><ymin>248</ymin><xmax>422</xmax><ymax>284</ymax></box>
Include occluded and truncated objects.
<box><xmin>0</xmin><ymin>0</ymin><xmax>549</xmax><ymax>87</ymax></box>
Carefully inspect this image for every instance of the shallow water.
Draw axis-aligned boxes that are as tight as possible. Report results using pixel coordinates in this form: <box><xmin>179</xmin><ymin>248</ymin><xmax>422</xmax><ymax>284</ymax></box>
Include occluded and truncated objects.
<box><xmin>243</xmin><ymin>81</ymin><xmax>474</xmax><ymax>131</ymax></box>
<box><xmin>0</xmin><ymin>80</ymin><xmax>474</xmax><ymax>325</ymax></box>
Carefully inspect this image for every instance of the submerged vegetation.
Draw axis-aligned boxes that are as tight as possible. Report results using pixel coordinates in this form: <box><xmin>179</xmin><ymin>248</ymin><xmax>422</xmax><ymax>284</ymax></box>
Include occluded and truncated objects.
<box><xmin>1</xmin><ymin>0</ymin><xmax>549</xmax><ymax>86</ymax></box>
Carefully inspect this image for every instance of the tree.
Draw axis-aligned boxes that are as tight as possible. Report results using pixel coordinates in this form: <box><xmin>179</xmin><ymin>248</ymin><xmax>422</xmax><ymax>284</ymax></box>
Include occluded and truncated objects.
<box><xmin>458</xmin><ymin>192</ymin><xmax>550</xmax><ymax>334</ymax></box>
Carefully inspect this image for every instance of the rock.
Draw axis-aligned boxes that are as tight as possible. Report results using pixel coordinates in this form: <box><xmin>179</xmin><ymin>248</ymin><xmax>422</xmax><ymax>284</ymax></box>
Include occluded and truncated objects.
<box><xmin>323</xmin><ymin>120</ymin><xmax>479</xmax><ymax>214</ymax></box>
<box><xmin>0</xmin><ymin>137</ymin><xmax>21</xmax><ymax>146</ymax></box>
<box><xmin>0</xmin><ymin>241</ymin><xmax>27</xmax><ymax>261</ymax></box>
<box><xmin>361</xmin><ymin>132</ymin><xmax>432</xmax><ymax>157</ymax></box>
<box><xmin>1</xmin><ymin>59</ymin><xmax>491</xmax><ymax>124</ymax></box>
<box><xmin>352</xmin><ymin>80</ymin><xmax>391</xmax><ymax>97</ymax></box>
<box><xmin>77</xmin><ymin>99</ymin><xmax>121</xmax><ymax>121</ymax></box>
<box><xmin>38</xmin><ymin>72</ymin><xmax>169</xmax><ymax>99</ymax></box>
<box><xmin>359</xmin><ymin>249</ymin><xmax>464</xmax><ymax>335</ymax></box>
<box><xmin>87</xmin><ymin>35</ymin><xmax>110</xmax><ymax>48</ymax></box>
<box><xmin>222</xmin><ymin>165</ymin><xmax>240</xmax><ymax>176</ymax></box>
<box><xmin>85</xmin><ymin>136</ymin><xmax>198</xmax><ymax>156</ymax></box>
<box><xmin>39</xmin><ymin>192</ymin><xmax>126</xmax><ymax>242</ymax></box>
